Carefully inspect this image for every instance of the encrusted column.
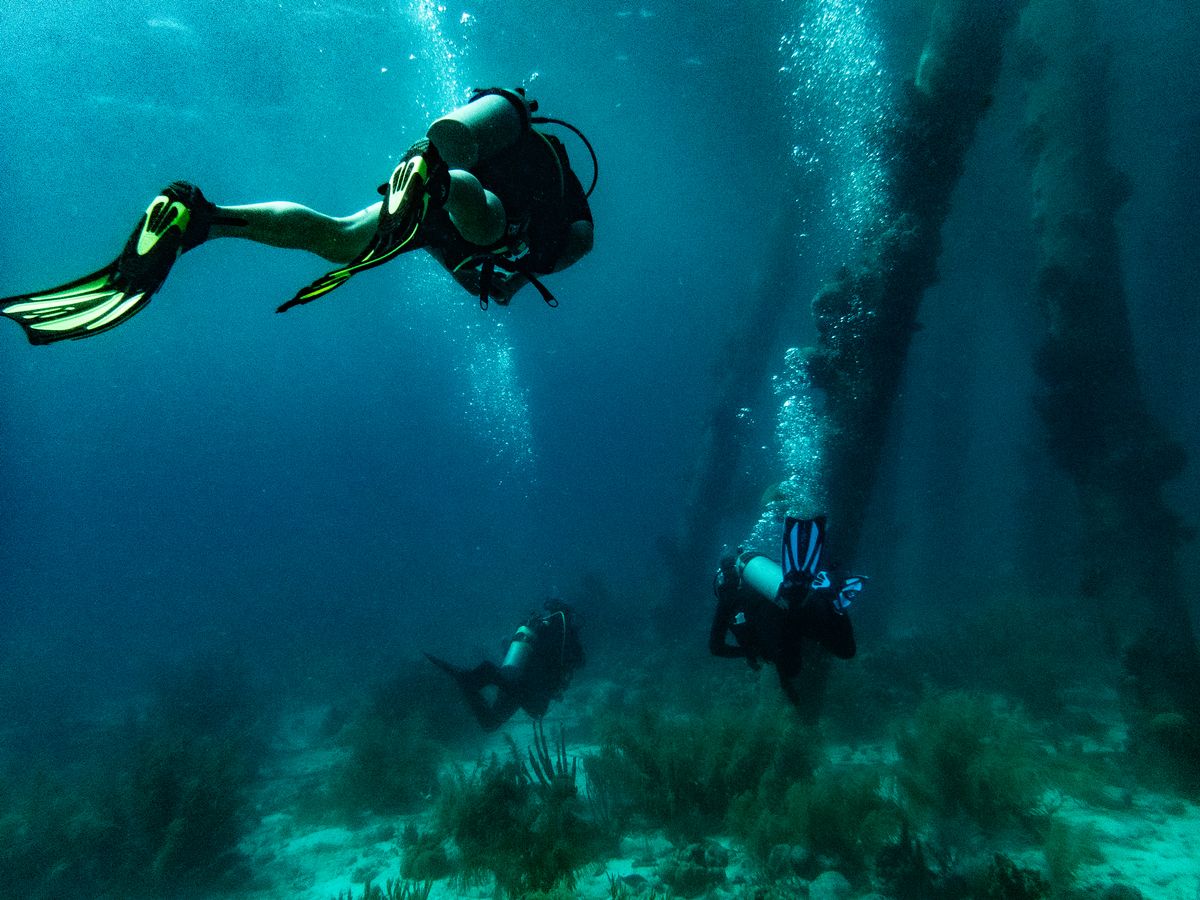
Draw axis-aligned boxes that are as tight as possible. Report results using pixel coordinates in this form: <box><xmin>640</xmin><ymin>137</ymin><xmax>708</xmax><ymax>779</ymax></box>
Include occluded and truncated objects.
<box><xmin>804</xmin><ymin>0</ymin><xmax>1023</xmax><ymax>559</ymax></box>
<box><xmin>1019</xmin><ymin>0</ymin><xmax>1196</xmax><ymax>778</ymax></box>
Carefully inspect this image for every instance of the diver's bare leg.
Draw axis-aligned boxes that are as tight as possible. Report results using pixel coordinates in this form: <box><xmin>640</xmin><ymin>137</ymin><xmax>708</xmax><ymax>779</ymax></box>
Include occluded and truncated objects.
<box><xmin>209</xmin><ymin>202</ymin><xmax>381</xmax><ymax>263</ymax></box>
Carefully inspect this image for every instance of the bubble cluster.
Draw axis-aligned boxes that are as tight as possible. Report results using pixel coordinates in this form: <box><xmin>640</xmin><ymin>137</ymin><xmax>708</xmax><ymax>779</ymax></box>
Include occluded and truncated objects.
<box><xmin>396</xmin><ymin>0</ymin><xmax>537</xmax><ymax>476</ymax></box>
<box><xmin>741</xmin><ymin>0</ymin><xmax>895</xmax><ymax>547</ymax></box>
<box><xmin>403</xmin><ymin>0</ymin><xmax>474</xmax><ymax>116</ymax></box>
<box><xmin>779</xmin><ymin>0</ymin><xmax>894</xmax><ymax>265</ymax></box>
<box><xmin>463</xmin><ymin>320</ymin><xmax>537</xmax><ymax>477</ymax></box>
<box><xmin>746</xmin><ymin>347</ymin><xmax>827</xmax><ymax>548</ymax></box>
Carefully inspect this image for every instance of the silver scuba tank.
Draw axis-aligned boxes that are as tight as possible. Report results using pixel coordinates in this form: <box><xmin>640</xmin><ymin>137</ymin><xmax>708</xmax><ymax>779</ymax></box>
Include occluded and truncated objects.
<box><xmin>501</xmin><ymin>624</ymin><xmax>537</xmax><ymax>672</ymax></box>
<box><xmin>740</xmin><ymin>553</ymin><xmax>785</xmax><ymax>605</ymax></box>
<box><xmin>427</xmin><ymin>90</ymin><xmax>529</xmax><ymax>169</ymax></box>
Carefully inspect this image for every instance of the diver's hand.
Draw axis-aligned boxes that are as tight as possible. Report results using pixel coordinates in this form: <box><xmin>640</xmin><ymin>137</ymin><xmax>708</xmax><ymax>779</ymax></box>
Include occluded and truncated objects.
<box><xmin>745</xmin><ymin>654</ymin><xmax>762</xmax><ymax>671</ymax></box>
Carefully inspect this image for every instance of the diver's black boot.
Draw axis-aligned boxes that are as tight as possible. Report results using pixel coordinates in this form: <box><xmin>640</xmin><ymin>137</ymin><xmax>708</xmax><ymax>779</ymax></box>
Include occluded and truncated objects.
<box><xmin>114</xmin><ymin>181</ymin><xmax>217</xmax><ymax>289</ymax></box>
<box><xmin>426</xmin><ymin>654</ymin><xmax>501</xmax><ymax>695</ymax></box>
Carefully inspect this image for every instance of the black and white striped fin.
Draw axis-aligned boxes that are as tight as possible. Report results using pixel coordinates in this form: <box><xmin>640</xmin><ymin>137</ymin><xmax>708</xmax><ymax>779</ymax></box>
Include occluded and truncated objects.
<box><xmin>781</xmin><ymin>515</ymin><xmax>826</xmax><ymax>586</ymax></box>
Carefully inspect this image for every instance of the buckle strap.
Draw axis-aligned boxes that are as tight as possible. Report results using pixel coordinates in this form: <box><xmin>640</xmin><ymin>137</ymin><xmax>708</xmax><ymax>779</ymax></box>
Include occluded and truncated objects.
<box><xmin>458</xmin><ymin>252</ymin><xmax>560</xmax><ymax>310</ymax></box>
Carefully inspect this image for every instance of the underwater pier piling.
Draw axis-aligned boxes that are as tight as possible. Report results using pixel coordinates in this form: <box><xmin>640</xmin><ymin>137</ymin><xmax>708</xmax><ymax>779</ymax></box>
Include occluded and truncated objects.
<box><xmin>1018</xmin><ymin>0</ymin><xmax>1199</xmax><ymax>769</ymax></box>
<box><xmin>775</xmin><ymin>0</ymin><xmax>1025</xmax><ymax>723</ymax></box>
<box><xmin>661</xmin><ymin>0</ymin><xmax>1024</xmax><ymax>634</ymax></box>
<box><xmin>801</xmin><ymin>0</ymin><xmax>1024</xmax><ymax>560</ymax></box>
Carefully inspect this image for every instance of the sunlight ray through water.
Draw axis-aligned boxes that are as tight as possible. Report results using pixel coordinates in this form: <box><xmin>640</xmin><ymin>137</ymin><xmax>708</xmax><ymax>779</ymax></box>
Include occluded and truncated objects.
<box><xmin>396</xmin><ymin>0</ymin><xmax>537</xmax><ymax>476</ymax></box>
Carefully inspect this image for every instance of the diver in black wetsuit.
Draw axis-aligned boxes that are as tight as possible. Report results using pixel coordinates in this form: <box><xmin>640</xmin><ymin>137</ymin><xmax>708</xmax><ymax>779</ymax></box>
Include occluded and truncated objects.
<box><xmin>1</xmin><ymin>87</ymin><xmax>596</xmax><ymax>344</ymax></box>
<box><xmin>426</xmin><ymin>599</ymin><xmax>585</xmax><ymax>732</ymax></box>
<box><xmin>709</xmin><ymin>516</ymin><xmax>863</xmax><ymax>709</ymax></box>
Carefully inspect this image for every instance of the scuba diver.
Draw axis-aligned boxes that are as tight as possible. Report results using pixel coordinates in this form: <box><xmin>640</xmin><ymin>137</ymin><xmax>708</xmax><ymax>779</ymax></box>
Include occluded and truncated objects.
<box><xmin>425</xmin><ymin>599</ymin><xmax>585</xmax><ymax>732</ymax></box>
<box><xmin>710</xmin><ymin>516</ymin><xmax>865</xmax><ymax>709</ymax></box>
<box><xmin>1</xmin><ymin>87</ymin><xmax>596</xmax><ymax>344</ymax></box>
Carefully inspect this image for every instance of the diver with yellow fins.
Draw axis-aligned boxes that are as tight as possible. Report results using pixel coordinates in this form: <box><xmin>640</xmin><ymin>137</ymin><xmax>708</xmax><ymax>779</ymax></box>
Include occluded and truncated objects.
<box><xmin>425</xmin><ymin>599</ymin><xmax>585</xmax><ymax>732</ymax></box>
<box><xmin>1</xmin><ymin>87</ymin><xmax>595</xmax><ymax>344</ymax></box>
<box><xmin>710</xmin><ymin>516</ymin><xmax>866</xmax><ymax>709</ymax></box>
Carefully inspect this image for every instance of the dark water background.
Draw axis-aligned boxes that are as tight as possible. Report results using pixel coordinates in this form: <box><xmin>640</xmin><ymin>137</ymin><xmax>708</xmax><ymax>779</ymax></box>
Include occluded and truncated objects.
<box><xmin>1</xmin><ymin>0</ymin><xmax>1197</xmax><ymax>731</ymax></box>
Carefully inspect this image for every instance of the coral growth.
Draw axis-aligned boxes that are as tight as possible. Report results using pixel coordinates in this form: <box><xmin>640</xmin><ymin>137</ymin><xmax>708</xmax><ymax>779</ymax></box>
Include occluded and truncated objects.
<box><xmin>125</xmin><ymin>724</ymin><xmax>256</xmax><ymax>888</ymax></box>
<box><xmin>591</xmin><ymin>695</ymin><xmax>824</xmax><ymax>843</ymax></box>
<box><xmin>0</xmin><ymin>652</ymin><xmax>264</xmax><ymax>897</ymax></box>
<box><xmin>318</xmin><ymin>662</ymin><xmax>458</xmax><ymax>816</ymax></box>
<box><xmin>1122</xmin><ymin>629</ymin><xmax>1200</xmax><ymax>791</ymax></box>
<box><xmin>431</xmin><ymin>726</ymin><xmax>605</xmax><ymax>896</ymax></box>
<box><xmin>335</xmin><ymin>877</ymin><xmax>432</xmax><ymax>900</ymax></box>
<box><xmin>330</xmin><ymin>709</ymin><xmax>444</xmax><ymax>814</ymax></box>
<box><xmin>656</xmin><ymin>840</ymin><xmax>729</xmax><ymax>897</ymax></box>
<box><xmin>399</xmin><ymin>822</ymin><xmax>452</xmax><ymax>882</ymax></box>
<box><xmin>729</xmin><ymin>760</ymin><xmax>903</xmax><ymax>880</ymax></box>
<box><xmin>976</xmin><ymin>853</ymin><xmax>1050</xmax><ymax>899</ymax></box>
<box><xmin>1041</xmin><ymin>817</ymin><xmax>1102</xmax><ymax>895</ymax></box>
<box><xmin>895</xmin><ymin>691</ymin><xmax>1046</xmax><ymax>832</ymax></box>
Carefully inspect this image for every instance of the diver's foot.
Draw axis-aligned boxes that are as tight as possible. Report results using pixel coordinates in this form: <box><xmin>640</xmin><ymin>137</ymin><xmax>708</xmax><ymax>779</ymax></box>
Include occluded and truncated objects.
<box><xmin>377</xmin><ymin>141</ymin><xmax>449</xmax><ymax>248</ymax></box>
<box><xmin>425</xmin><ymin>653</ymin><xmax>487</xmax><ymax>694</ymax></box>
<box><xmin>115</xmin><ymin>181</ymin><xmax>217</xmax><ymax>293</ymax></box>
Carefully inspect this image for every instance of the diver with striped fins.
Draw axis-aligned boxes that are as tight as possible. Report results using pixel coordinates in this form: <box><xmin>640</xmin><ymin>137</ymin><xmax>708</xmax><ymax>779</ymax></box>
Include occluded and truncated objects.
<box><xmin>2</xmin><ymin>87</ymin><xmax>595</xmax><ymax>344</ymax></box>
<box><xmin>781</xmin><ymin>515</ymin><xmax>868</xmax><ymax>613</ymax></box>
<box><xmin>710</xmin><ymin>515</ymin><xmax>867</xmax><ymax>709</ymax></box>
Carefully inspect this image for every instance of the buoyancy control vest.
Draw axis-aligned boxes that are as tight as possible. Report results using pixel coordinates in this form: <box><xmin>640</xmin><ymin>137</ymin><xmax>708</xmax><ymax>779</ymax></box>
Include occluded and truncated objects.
<box><xmin>425</xmin><ymin>87</ymin><xmax>598</xmax><ymax>308</ymax></box>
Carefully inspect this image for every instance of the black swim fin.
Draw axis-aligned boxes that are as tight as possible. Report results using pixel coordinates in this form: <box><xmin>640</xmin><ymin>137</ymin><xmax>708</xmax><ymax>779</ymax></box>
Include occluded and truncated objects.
<box><xmin>278</xmin><ymin>143</ymin><xmax>448</xmax><ymax>312</ymax></box>
<box><xmin>833</xmin><ymin>575</ymin><xmax>868</xmax><ymax>614</ymax></box>
<box><xmin>424</xmin><ymin>652</ymin><xmax>483</xmax><ymax>692</ymax></box>
<box><xmin>781</xmin><ymin>515</ymin><xmax>826</xmax><ymax>590</ymax></box>
<box><xmin>424</xmin><ymin>652</ymin><xmax>461</xmax><ymax>677</ymax></box>
<box><xmin>1</xmin><ymin>182</ymin><xmax>214</xmax><ymax>345</ymax></box>
<box><xmin>1</xmin><ymin>261</ymin><xmax>147</xmax><ymax>345</ymax></box>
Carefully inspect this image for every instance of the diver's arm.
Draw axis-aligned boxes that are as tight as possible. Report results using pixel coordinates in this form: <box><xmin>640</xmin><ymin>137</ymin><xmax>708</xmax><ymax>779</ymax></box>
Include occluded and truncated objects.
<box><xmin>548</xmin><ymin>220</ymin><xmax>594</xmax><ymax>272</ymax></box>
<box><xmin>813</xmin><ymin>597</ymin><xmax>857</xmax><ymax>659</ymax></box>
<box><xmin>708</xmin><ymin>626</ymin><xmax>746</xmax><ymax>658</ymax></box>
<box><xmin>710</xmin><ymin>561</ymin><xmax>751</xmax><ymax>659</ymax></box>
<box><xmin>708</xmin><ymin>598</ymin><xmax>748</xmax><ymax>659</ymax></box>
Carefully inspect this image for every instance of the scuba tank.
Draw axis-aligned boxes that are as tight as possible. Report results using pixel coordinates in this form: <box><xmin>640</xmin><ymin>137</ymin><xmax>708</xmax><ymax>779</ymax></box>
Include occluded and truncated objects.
<box><xmin>426</xmin><ymin>88</ymin><xmax>531</xmax><ymax>251</ymax></box>
<box><xmin>427</xmin><ymin>88</ymin><xmax>531</xmax><ymax>169</ymax></box>
<box><xmin>425</xmin><ymin>86</ymin><xmax>599</xmax><ymax>306</ymax></box>
<box><xmin>501</xmin><ymin>623</ymin><xmax>537</xmax><ymax>672</ymax></box>
<box><xmin>738</xmin><ymin>552</ymin><xmax>785</xmax><ymax>605</ymax></box>
<box><xmin>427</xmin><ymin>86</ymin><xmax>599</xmax><ymax>197</ymax></box>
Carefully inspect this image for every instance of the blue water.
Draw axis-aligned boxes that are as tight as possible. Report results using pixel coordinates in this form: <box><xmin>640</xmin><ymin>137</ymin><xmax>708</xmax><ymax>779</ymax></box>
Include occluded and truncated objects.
<box><xmin>1</xmin><ymin>0</ymin><xmax>1198</xmax><ymax>782</ymax></box>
